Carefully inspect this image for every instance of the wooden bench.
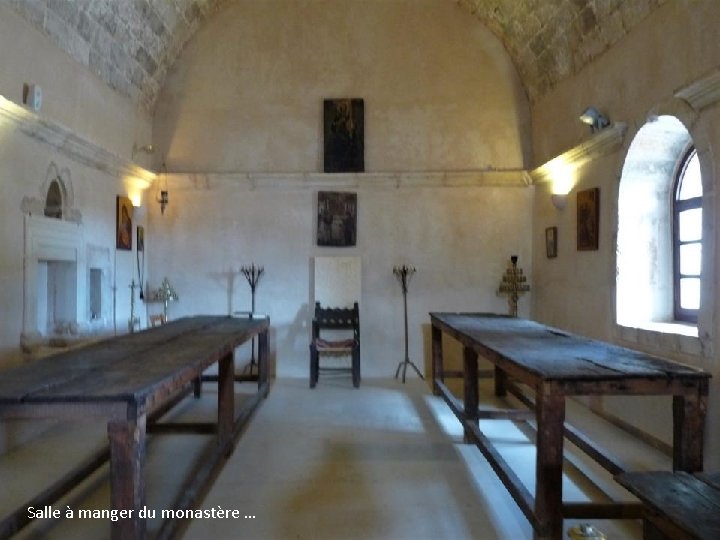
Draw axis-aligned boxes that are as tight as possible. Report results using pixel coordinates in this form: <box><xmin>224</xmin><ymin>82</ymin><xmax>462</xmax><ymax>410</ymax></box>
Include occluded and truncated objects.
<box><xmin>615</xmin><ymin>471</ymin><xmax>720</xmax><ymax>539</ymax></box>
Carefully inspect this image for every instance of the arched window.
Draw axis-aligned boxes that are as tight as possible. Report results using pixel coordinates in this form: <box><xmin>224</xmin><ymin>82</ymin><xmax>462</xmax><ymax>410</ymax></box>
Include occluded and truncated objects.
<box><xmin>44</xmin><ymin>179</ymin><xmax>63</xmax><ymax>219</ymax></box>
<box><xmin>673</xmin><ymin>147</ymin><xmax>703</xmax><ymax>322</ymax></box>
<box><xmin>616</xmin><ymin>115</ymin><xmax>701</xmax><ymax>334</ymax></box>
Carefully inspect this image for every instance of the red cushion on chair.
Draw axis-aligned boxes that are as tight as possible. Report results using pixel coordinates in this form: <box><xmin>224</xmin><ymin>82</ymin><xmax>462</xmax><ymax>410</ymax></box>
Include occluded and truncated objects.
<box><xmin>314</xmin><ymin>337</ymin><xmax>356</xmax><ymax>352</ymax></box>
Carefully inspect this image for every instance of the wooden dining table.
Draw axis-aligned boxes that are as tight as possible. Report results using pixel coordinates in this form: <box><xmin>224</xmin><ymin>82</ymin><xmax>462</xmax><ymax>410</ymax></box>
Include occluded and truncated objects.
<box><xmin>430</xmin><ymin>312</ymin><xmax>710</xmax><ymax>540</ymax></box>
<box><xmin>0</xmin><ymin>315</ymin><xmax>270</xmax><ymax>539</ymax></box>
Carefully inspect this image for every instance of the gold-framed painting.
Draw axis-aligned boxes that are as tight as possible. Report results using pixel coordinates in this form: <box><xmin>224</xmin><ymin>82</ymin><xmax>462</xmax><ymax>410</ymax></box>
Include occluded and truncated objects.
<box><xmin>137</xmin><ymin>226</ymin><xmax>145</xmax><ymax>252</ymax></box>
<box><xmin>116</xmin><ymin>195</ymin><xmax>133</xmax><ymax>251</ymax></box>
<box><xmin>577</xmin><ymin>188</ymin><xmax>599</xmax><ymax>251</ymax></box>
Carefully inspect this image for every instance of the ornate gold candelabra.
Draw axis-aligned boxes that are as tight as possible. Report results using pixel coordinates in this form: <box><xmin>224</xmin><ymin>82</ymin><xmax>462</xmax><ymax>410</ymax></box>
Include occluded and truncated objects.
<box><xmin>240</xmin><ymin>263</ymin><xmax>264</xmax><ymax>374</ymax></box>
<box><xmin>497</xmin><ymin>255</ymin><xmax>530</xmax><ymax>317</ymax></box>
<box><xmin>393</xmin><ymin>264</ymin><xmax>424</xmax><ymax>383</ymax></box>
<box><xmin>155</xmin><ymin>277</ymin><xmax>179</xmax><ymax>321</ymax></box>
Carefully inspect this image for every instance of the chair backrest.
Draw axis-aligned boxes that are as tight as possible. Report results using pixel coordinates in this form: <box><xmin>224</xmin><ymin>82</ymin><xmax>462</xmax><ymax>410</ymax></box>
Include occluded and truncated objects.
<box><xmin>312</xmin><ymin>302</ymin><xmax>359</xmax><ymax>340</ymax></box>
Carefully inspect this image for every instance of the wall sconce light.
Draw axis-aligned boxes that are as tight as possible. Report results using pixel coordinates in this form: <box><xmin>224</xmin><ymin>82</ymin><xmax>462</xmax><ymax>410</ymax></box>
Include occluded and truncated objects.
<box><xmin>132</xmin><ymin>143</ymin><xmax>154</xmax><ymax>159</ymax></box>
<box><xmin>579</xmin><ymin>106</ymin><xmax>610</xmax><ymax>133</ymax></box>
<box><xmin>551</xmin><ymin>193</ymin><xmax>568</xmax><ymax>210</ymax></box>
<box><xmin>156</xmin><ymin>161</ymin><xmax>168</xmax><ymax>215</ymax></box>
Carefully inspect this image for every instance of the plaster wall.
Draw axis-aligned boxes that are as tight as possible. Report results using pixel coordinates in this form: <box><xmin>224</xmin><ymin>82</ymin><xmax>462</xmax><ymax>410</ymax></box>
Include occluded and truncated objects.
<box><xmin>153</xmin><ymin>0</ymin><xmax>530</xmax><ymax>173</ymax></box>
<box><xmin>0</xmin><ymin>4</ymin><xmax>151</xmax><ymax>162</ymax></box>
<box><xmin>530</xmin><ymin>0</ymin><xmax>720</xmax><ymax>468</ymax></box>
<box><xmin>146</xmin><ymin>177</ymin><xmax>533</xmax><ymax>378</ymax></box>
<box><xmin>148</xmin><ymin>0</ymin><xmax>534</xmax><ymax>378</ymax></box>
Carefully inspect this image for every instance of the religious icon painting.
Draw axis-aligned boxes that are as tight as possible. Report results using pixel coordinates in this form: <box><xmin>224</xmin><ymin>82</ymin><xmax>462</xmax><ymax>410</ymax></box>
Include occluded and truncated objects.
<box><xmin>317</xmin><ymin>191</ymin><xmax>357</xmax><ymax>247</ymax></box>
<box><xmin>545</xmin><ymin>226</ymin><xmax>558</xmax><ymax>258</ymax></box>
<box><xmin>116</xmin><ymin>196</ymin><xmax>133</xmax><ymax>251</ymax></box>
<box><xmin>137</xmin><ymin>226</ymin><xmax>145</xmax><ymax>252</ymax></box>
<box><xmin>323</xmin><ymin>98</ymin><xmax>364</xmax><ymax>173</ymax></box>
<box><xmin>577</xmin><ymin>188</ymin><xmax>600</xmax><ymax>251</ymax></box>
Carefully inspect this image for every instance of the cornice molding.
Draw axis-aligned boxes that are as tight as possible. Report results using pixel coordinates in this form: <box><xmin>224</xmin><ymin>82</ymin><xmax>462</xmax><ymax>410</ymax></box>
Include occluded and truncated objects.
<box><xmin>529</xmin><ymin>122</ymin><xmax>627</xmax><ymax>184</ymax></box>
<box><xmin>166</xmin><ymin>169</ymin><xmax>532</xmax><ymax>191</ymax></box>
<box><xmin>0</xmin><ymin>95</ymin><xmax>154</xmax><ymax>187</ymax></box>
<box><xmin>674</xmin><ymin>68</ymin><xmax>720</xmax><ymax>111</ymax></box>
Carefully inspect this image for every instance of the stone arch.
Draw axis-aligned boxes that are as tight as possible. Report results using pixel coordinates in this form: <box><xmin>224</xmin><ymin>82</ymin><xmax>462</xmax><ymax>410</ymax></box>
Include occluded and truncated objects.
<box><xmin>21</xmin><ymin>162</ymin><xmax>82</xmax><ymax>223</ymax></box>
<box><xmin>615</xmin><ymin>96</ymin><xmax>715</xmax><ymax>341</ymax></box>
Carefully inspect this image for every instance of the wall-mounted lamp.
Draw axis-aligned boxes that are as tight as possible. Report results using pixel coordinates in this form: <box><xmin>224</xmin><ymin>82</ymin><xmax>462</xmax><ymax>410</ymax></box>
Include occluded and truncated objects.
<box><xmin>579</xmin><ymin>106</ymin><xmax>610</xmax><ymax>133</ymax></box>
<box><xmin>132</xmin><ymin>143</ymin><xmax>154</xmax><ymax>159</ymax></box>
<box><xmin>156</xmin><ymin>161</ymin><xmax>169</xmax><ymax>215</ymax></box>
<box><xmin>551</xmin><ymin>193</ymin><xmax>568</xmax><ymax>210</ymax></box>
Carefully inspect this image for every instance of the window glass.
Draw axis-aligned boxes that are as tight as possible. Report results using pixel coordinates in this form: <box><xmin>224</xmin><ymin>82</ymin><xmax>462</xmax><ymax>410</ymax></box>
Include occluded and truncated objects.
<box><xmin>678</xmin><ymin>208</ymin><xmax>702</xmax><ymax>242</ymax></box>
<box><xmin>679</xmin><ymin>243</ymin><xmax>702</xmax><ymax>275</ymax></box>
<box><xmin>679</xmin><ymin>278</ymin><xmax>701</xmax><ymax>310</ymax></box>
<box><xmin>677</xmin><ymin>151</ymin><xmax>702</xmax><ymax>200</ymax></box>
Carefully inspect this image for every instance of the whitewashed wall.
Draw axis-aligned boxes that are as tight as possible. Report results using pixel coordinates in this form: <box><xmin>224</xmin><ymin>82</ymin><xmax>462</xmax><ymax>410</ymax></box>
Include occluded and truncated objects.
<box><xmin>145</xmin><ymin>175</ymin><xmax>533</xmax><ymax>378</ymax></box>
<box><xmin>0</xmin><ymin>3</ymin><xmax>152</xmax><ymax>365</ymax></box>
<box><xmin>530</xmin><ymin>0</ymin><xmax>720</xmax><ymax>469</ymax></box>
<box><xmin>148</xmin><ymin>0</ymin><xmax>534</xmax><ymax>378</ymax></box>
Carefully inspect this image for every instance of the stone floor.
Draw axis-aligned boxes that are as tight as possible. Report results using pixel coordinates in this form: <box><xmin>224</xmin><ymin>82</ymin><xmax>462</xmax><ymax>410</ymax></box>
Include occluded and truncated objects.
<box><xmin>1</xmin><ymin>375</ymin><xmax>670</xmax><ymax>539</ymax></box>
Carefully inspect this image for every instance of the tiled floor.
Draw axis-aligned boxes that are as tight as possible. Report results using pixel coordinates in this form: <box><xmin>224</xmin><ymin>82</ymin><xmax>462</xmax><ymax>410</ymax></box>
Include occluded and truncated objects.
<box><xmin>1</xmin><ymin>376</ymin><xmax>668</xmax><ymax>539</ymax></box>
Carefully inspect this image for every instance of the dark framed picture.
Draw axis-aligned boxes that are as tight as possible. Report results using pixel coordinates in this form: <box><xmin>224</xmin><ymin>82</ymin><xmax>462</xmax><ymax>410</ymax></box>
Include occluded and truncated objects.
<box><xmin>323</xmin><ymin>98</ymin><xmax>364</xmax><ymax>173</ymax></box>
<box><xmin>577</xmin><ymin>187</ymin><xmax>600</xmax><ymax>251</ymax></box>
<box><xmin>137</xmin><ymin>226</ymin><xmax>144</xmax><ymax>252</ymax></box>
<box><xmin>116</xmin><ymin>196</ymin><xmax>133</xmax><ymax>251</ymax></box>
<box><xmin>317</xmin><ymin>191</ymin><xmax>357</xmax><ymax>247</ymax></box>
<box><xmin>545</xmin><ymin>227</ymin><xmax>557</xmax><ymax>258</ymax></box>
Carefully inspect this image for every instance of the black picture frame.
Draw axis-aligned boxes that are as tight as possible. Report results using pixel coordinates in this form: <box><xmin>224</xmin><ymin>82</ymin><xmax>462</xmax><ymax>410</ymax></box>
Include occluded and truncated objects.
<box><xmin>545</xmin><ymin>226</ymin><xmax>557</xmax><ymax>258</ymax></box>
<box><xmin>577</xmin><ymin>187</ymin><xmax>600</xmax><ymax>251</ymax></box>
<box><xmin>317</xmin><ymin>191</ymin><xmax>357</xmax><ymax>247</ymax></box>
<box><xmin>323</xmin><ymin>98</ymin><xmax>364</xmax><ymax>173</ymax></box>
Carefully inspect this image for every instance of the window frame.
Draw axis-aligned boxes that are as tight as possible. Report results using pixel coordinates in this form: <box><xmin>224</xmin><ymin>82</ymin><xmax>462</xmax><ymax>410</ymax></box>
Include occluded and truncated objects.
<box><xmin>672</xmin><ymin>146</ymin><xmax>702</xmax><ymax>323</ymax></box>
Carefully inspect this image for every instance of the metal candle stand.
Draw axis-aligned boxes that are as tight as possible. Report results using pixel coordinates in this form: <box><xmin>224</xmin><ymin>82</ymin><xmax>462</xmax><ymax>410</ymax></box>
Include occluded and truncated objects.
<box><xmin>240</xmin><ymin>263</ymin><xmax>264</xmax><ymax>374</ymax></box>
<box><xmin>497</xmin><ymin>255</ymin><xmax>530</xmax><ymax>317</ymax></box>
<box><xmin>393</xmin><ymin>264</ymin><xmax>424</xmax><ymax>383</ymax></box>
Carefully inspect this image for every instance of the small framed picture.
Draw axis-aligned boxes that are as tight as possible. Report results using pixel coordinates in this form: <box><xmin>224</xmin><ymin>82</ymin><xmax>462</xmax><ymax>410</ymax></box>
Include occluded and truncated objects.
<box><xmin>577</xmin><ymin>187</ymin><xmax>600</xmax><ymax>251</ymax></box>
<box><xmin>545</xmin><ymin>226</ymin><xmax>558</xmax><ymax>258</ymax></box>
<box><xmin>116</xmin><ymin>196</ymin><xmax>133</xmax><ymax>251</ymax></box>
<box><xmin>137</xmin><ymin>226</ymin><xmax>145</xmax><ymax>252</ymax></box>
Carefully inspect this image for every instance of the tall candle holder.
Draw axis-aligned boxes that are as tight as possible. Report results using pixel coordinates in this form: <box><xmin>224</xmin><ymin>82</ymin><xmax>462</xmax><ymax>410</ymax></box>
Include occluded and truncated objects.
<box><xmin>128</xmin><ymin>279</ymin><xmax>140</xmax><ymax>333</ymax></box>
<box><xmin>497</xmin><ymin>255</ymin><xmax>530</xmax><ymax>317</ymax></box>
<box><xmin>240</xmin><ymin>263</ymin><xmax>264</xmax><ymax>374</ymax></box>
<box><xmin>156</xmin><ymin>277</ymin><xmax>179</xmax><ymax>321</ymax></box>
<box><xmin>393</xmin><ymin>264</ymin><xmax>424</xmax><ymax>383</ymax></box>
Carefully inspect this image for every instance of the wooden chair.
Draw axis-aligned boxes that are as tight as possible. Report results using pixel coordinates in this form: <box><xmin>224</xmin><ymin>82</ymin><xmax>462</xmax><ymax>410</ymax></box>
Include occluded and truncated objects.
<box><xmin>309</xmin><ymin>302</ymin><xmax>360</xmax><ymax>388</ymax></box>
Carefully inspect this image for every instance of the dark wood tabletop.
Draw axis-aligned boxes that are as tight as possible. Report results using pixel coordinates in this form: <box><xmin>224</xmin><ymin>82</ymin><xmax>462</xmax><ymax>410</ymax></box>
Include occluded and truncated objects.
<box><xmin>430</xmin><ymin>312</ymin><xmax>708</xmax><ymax>382</ymax></box>
<box><xmin>0</xmin><ymin>316</ymin><xmax>269</xmax><ymax>413</ymax></box>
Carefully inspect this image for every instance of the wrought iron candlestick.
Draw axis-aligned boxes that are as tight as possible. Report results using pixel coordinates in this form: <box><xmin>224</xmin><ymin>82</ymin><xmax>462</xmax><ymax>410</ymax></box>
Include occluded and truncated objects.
<box><xmin>128</xmin><ymin>280</ymin><xmax>140</xmax><ymax>333</ymax></box>
<box><xmin>393</xmin><ymin>265</ymin><xmax>424</xmax><ymax>383</ymax></box>
<box><xmin>240</xmin><ymin>263</ymin><xmax>264</xmax><ymax>373</ymax></box>
<box><xmin>497</xmin><ymin>255</ymin><xmax>530</xmax><ymax>317</ymax></box>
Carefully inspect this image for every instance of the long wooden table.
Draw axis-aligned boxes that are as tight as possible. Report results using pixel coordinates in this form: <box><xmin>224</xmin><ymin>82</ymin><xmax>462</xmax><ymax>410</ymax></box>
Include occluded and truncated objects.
<box><xmin>0</xmin><ymin>315</ymin><xmax>270</xmax><ymax>539</ymax></box>
<box><xmin>430</xmin><ymin>312</ymin><xmax>710</xmax><ymax>540</ymax></box>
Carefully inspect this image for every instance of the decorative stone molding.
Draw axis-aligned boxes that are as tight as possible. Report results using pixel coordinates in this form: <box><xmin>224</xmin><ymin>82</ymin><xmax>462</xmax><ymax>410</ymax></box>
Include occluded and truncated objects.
<box><xmin>168</xmin><ymin>169</ymin><xmax>532</xmax><ymax>192</ymax></box>
<box><xmin>674</xmin><ymin>68</ymin><xmax>720</xmax><ymax>111</ymax></box>
<box><xmin>0</xmin><ymin>95</ymin><xmax>154</xmax><ymax>187</ymax></box>
<box><xmin>528</xmin><ymin>122</ymin><xmax>628</xmax><ymax>184</ymax></box>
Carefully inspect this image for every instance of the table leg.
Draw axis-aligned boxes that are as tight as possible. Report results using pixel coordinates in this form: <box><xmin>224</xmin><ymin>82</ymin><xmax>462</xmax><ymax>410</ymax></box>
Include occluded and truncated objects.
<box><xmin>108</xmin><ymin>415</ymin><xmax>147</xmax><ymax>540</ymax></box>
<box><xmin>218</xmin><ymin>351</ymin><xmax>235</xmax><ymax>447</ymax></box>
<box><xmin>672</xmin><ymin>384</ymin><xmax>707</xmax><ymax>472</ymax></box>
<box><xmin>534</xmin><ymin>387</ymin><xmax>565</xmax><ymax>540</ymax></box>
<box><xmin>463</xmin><ymin>346</ymin><xmax>479</xmax><ymax>443</ymax></box>
<box><xmin>494</xmin><ymin>365</ymin><xmax>508</xmax><ymax>397</ymax></box>
<box><xmin>431</xmin><ymin>324</ymin><xmax>443</xmax><ymax>396</ymax></box>
<box><xmin>257</xmin><ymin>328</ymin><xmax>269</xmax><ymax>396</ymax></box>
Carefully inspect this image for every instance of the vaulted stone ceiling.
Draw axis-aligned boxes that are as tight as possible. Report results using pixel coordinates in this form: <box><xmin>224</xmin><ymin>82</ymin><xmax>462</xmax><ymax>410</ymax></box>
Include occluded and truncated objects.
<box><xmin>10</xmin><ymin>0</ymin><xmax>665</xmax><ymax>112</ymax></box>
